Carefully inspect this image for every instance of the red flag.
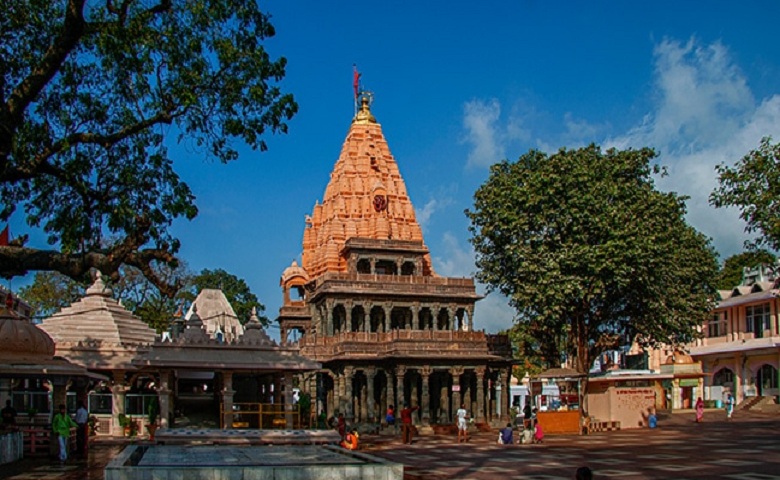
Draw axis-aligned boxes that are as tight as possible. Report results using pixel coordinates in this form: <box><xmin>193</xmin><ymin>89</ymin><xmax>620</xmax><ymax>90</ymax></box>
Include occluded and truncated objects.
<box><xmin>353</xmin><ymin>64</ymin><xmax>361</xmax><ymax>99</ymax></box>
<box><xmin>0</xmin><ymin>225</ymin><xmax>8</xmax><ymax>246</ymax></box>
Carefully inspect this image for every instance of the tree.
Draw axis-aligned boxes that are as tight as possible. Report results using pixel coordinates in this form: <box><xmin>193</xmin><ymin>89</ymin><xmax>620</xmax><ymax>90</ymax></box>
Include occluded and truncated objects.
<box><xmin>503</xmin><ymin>322</ymin><xmax>551</xmax><ymax>384</ymax></box>
<box><xmin>111</xmin><ymin>262</ymin><xmax>193</xmax><ymax>333</ymax></box>
<box><xmin>713</xmin><ymin>250</ymin><xmax>776</xmax><ymax>290</ymax></box>
<box><xmin>466</xmin><ymin>145</ymin><xmax>718</xmax><ymax>411</ymax></box>
<box><xmin>711</xmin><ymin>137</ymin><xmax>780</xmax><ymax>252</ymax></box>
<box><xmin>183</xmin><ymin>268</ymin><xmax>267</xmax><ymax>326</ymax></box>
<box><xmin>0</xmin><ymin>1</ymin><xmax>297</xmax><ymax>296</ymax></box>
<box><xmin>17</xmin><ymin>271</ymin><xmax>84</xmax><ymax>319</ymax></box>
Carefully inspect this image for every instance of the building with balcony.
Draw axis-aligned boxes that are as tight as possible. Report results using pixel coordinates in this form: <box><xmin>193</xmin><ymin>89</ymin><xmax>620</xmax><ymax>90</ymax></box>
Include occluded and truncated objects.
<box><xmin>691</xmin><ymin>263</ymin><xmax>780</xmax><ymax>405</ymax></box>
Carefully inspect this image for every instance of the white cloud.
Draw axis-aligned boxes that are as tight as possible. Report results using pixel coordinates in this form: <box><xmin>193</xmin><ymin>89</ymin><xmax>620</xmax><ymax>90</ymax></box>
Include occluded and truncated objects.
<box><xmin>607</xmin><ymin>37</ymin><xmax>780</xmax><ymax>258</ymax></box>
<box><xmin>462</xmin><ymin>99</ymin><xmax>505</xmax><ymax>168</ymax></box>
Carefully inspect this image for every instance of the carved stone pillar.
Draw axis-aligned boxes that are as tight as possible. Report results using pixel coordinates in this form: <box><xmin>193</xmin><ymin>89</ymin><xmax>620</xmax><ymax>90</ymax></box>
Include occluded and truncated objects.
<box><xmin>412</xmin><ymin>302</ymin><xmax>420</xmax><ymax>330</ymax></box>
<box><xmin>325</xmin><ymin>299</ymin><xmax>335</xmax><ymax>335</ymax></box>
<box><xmin>344</xmin><ymin>367</ymin><xmax>354</xmax><ymax>422</ymax></box>
<box><xmin>221</xmin><ymin>371</ymin><xmax>235</xmax><ymax>429</ymax></box>
<box><xmin>475</xmin><ymin>367</ymin><xmax>486</xmax><ymax>423</ymax></box>
<box><xmin>451</xmin><ymin>367</ymin><xmax>464</xmax><ymax>413</ymax></box>
<box><xmin>467</xmin><ymin>306</ymin><xmax>474</xmax><ymax>331</ymax></box>
<box><xmin>111</xmin><ymin>371</ymin><xmax>127</xmax><ymax>436</ymax></box>
<box><xmin>346</xmin><ymin>300</ymin><xmax>353</xmax><ymax>332</ymax></box>
<box><xmin>158</xmin><ymin>370</ymin><xmax>172</xmax><ymax>429</ymax></box>
<box><xmin>366</xmin><ymin>367</ymin><xmax>376</xmax><ymax>422</ymax></box>
<box><xmin>448</xmin><ymin>306</ymin><xmax>456</xmax><ymax>331</ymax></box>
<box><xmin>386</xmin><ymin>369</ymin><xmax>395</xmax><ymax>412</ymax></box>
<box><xmin>433</xmin><ymin>305</ymin><xmax>441</xmax><ymax>331</ymax></box>
<box><xmin>284</xmin><ymin>372</ymin><xmax>294</xmax><ymax>427</ymax></box>
<box><xmin>382</xmin><ymin>305</ymin><xmax>391</xmax><ymax>333</ymax></box>
<box><xmin>396</xmin><ymin>366</ymin><xmax>406</xmax><ymax>407</ymax></box>
<box><xmin>420</xmin><ymin>366</ymin><xmax>432</xmax><ymax>425</ymax></box>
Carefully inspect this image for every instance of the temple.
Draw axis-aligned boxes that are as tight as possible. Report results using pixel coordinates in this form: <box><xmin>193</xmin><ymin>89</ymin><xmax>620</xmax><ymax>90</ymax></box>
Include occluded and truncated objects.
<box><xmin>278</xmin><ymin>94</ymin><xmax>513</xmax><ymax>427</ymax></box>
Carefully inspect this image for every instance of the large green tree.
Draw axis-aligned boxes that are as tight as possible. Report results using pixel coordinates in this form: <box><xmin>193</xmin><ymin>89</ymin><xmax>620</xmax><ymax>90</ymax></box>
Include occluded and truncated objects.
<box><xmin>183</xmin><ymin>268</ymin><xmax>267</xmax><ymax>326</ymax></box>
<box><xmin>711</xmin><ymin>137</ymin><xmax>780</xmax><ymax>251</ymax></box>
<box><xmin>0</xmin><ymin>0</ymin><xmax>297</xmax><ymax>295</ymax></box>
<box><xmin>466</xmin><ymin>145</ymin><xmax>719</xmax><ymax>406</ymax></box>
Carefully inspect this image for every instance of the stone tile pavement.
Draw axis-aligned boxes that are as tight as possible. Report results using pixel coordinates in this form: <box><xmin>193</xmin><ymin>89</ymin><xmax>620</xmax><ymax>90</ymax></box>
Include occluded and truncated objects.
<box><xmin>0</xmin><ymin>410</ymin><xmax>777</xmax><ymax>479</ymax></box>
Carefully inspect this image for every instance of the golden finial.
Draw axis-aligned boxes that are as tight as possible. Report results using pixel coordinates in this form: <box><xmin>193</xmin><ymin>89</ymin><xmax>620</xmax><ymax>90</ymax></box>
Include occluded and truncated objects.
<box><xmin>353</xmin><ymin>92</ymin><xmax>376</xmax><ymax>124</ymax></box>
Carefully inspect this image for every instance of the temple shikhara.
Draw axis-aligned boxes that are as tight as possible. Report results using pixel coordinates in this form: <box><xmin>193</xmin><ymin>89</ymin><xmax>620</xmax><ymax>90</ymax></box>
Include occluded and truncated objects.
<box><xmin>278</xmin><ymin>94</ymin><xmax>514</xmax><ymax>428</ymax></box>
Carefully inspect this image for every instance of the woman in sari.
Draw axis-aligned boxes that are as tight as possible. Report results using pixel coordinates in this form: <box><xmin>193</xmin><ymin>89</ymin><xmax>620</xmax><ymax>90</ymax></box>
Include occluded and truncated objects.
<box><xmin>695</xmin><ymin>397</ymin><xmax>704</xmax><ymax>422</ymax></box>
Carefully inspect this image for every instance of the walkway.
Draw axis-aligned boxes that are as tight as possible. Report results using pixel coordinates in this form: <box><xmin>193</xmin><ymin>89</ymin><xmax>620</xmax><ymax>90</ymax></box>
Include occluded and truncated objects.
<box><xmin>0</xmin><ymin>410</ymin><xmax>777</xmax><ymax>479</ymax></box>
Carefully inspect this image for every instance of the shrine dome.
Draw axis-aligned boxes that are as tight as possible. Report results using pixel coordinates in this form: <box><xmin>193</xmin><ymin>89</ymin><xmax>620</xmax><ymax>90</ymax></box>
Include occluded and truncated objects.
<box><xmin>0</xmin><ymin>300</ymin><xmax>55</xmax><ymax>361</ymax></box>
<box><xmin>664</xmin><ymin>351</ymin><xmax>695</xmax><ymax>364</ymax></box>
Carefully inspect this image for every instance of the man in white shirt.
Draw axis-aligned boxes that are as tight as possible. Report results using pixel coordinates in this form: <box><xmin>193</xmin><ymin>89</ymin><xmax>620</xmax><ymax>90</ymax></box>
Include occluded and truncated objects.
<box><xmin>456</xmin><ymin>403</ymin><xmax>469</xmax><ymax>443</ymax></box>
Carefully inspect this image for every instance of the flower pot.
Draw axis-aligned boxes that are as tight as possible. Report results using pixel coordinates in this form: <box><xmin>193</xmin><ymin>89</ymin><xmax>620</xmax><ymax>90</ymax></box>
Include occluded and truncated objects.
<box><xmin>146</xmin><ymin>424</ymin><xmax>158</xmax><ymax>441</ymax></box>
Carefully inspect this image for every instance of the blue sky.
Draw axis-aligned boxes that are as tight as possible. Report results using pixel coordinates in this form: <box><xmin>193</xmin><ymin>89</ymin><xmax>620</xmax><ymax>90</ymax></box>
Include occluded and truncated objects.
<box><xmin>9</xmin><ymin>1</ymin><xmax>780</xmax><ymax>337</ymax></box>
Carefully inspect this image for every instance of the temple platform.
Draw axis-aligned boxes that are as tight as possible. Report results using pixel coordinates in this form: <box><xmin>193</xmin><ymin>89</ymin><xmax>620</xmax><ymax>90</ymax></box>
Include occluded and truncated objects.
<box><xmin>153</xmin><ymin>428</ymin><xmax>341</xmax><ymax>445</ymax></box>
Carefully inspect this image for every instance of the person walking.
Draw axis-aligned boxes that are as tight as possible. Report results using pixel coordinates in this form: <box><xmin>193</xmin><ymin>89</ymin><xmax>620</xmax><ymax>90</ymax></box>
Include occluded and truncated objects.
<box><xmin>695</xmin><ymin>397</ymin><xmax>704</xmax><ymax>423</ymax></box>
<box><xmin>74</xmin><ymin>401</ymin><xmax>88</xmax><ymax>455</ymax></box>
<box><xmin>52</xmin><ymin>404</ymin><xmax>77</xmax><ymax>463</ymax></box>
<box><xmin>725</xmin><ymin>393</ymin><xmax>735</xmax><ymax>420</ymax></box>
<box><xmin>456</xmin><ymin>403</ymin><xmax>469</xmax><ymax>443</ymax></box>
<box><xmin>400</xmin><ymin>403</ymin><xmax>419</xmax><ymax>444</ymax></box>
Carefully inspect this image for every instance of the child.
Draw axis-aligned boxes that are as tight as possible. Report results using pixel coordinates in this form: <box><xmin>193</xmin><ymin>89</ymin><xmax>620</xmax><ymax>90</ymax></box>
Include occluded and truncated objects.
<box><xmin>533</xmin><ymin>421</ymin><xmax>544</xmax><ymax>444</ymax></box>
<box><xmin>498</xmin><ymin>423</ymin><xmax>513</xmax><ymax>445</ymax></box>
<box><xmin>385</xmin><ymin>405</ymin><xmax>395</xmax><ymax>426</ymax></box>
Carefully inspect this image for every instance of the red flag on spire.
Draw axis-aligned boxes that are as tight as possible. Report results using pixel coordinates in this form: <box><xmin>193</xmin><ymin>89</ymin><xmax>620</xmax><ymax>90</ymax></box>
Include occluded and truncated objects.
<box><xmin>0</xmin><ymin>225</ymin><xmax>8</xmax><ymax>246</ymax></box>
<box><xmin>353</xmin><ymin>64</ymin><xmax>361</xmax><ymax>99</ymax></box>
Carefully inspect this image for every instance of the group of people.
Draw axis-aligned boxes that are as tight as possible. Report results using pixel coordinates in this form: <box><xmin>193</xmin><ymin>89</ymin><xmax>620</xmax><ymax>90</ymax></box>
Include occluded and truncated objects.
<box><xmin>2</xmin><ymin>400</ymin><xmax>89</xmax><ymax>463</ymax></box>
<box><xmin>694</xmin><ymin>392</ymin><xmax>736</xmax><ymax>423</ymax></box>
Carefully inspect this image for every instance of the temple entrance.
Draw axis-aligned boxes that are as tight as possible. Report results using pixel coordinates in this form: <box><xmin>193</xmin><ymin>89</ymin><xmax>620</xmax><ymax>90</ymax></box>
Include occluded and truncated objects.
<box><xmin>757</xmin><ymin>364</ymin><xmax>778</xmax><ymax>396</ymax></box>
<box><xmin>176</xmin><ymin>371</ymin><xmax>219</xmax><ymax>428</ymax></box>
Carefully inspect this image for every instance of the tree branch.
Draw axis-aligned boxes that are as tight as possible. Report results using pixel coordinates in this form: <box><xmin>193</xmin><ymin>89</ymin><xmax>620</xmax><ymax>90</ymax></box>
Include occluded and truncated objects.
<box><xmin>0</xmin><ymin>244</ymin><xmax>179</xmax><ymax>298</ymax></box>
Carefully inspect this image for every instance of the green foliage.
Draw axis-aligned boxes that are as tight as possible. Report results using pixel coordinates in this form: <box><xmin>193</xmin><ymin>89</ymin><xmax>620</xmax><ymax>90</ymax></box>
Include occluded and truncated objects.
<box><xmin>466</xmin><ymin>145</ymin><xmax>719</xmax><ymax>375</ymax></box>
<box><xmin>146</xmin><ymin>396</ymin><xmax>159</xmax><ymax>424</ymax></box>
<box><xmin>714</xmin><ymin>250</ymin><xmax>776</xmax><ymax>290</ymax></box>
<box><xmin>17</xmin><ymin>271</ymin><xmax>85</xmax><ymax>319</ymax></box>
<box><xmin>111</xmin><ymin>263</ymin><xmax>193</xmax><ymax>333</ymax></box>
<box><xmin>0</xmin><ymin>0</ymin><xmax>297</xmax><ymax>293</ymax></box>
<box><xmin>503</xmin><ymin>323</ymin><xmax>551</xmax><ymax>381</ymax></box>
<box><xmin>183</xmin><ymin>268</ymin><xmax>268</xmax><ymax>325</ymax></box>
<box><xmin>711</xmin><ymin>137</ymin><xmax>780</xmax><ymax>251</ymax></box>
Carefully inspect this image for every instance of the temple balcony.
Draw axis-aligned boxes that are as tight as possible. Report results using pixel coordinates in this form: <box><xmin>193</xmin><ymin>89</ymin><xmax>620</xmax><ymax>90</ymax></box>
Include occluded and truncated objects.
<box><xmin>309</xmin><ymin>272</ymin><xmax>481</xmax><ymax>299</ymax></box>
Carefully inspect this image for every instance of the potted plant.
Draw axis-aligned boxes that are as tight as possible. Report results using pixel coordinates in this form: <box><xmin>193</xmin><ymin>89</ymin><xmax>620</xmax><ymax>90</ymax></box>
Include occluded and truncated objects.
<box><xmin>145</xmin><ymin>397</ymin><xmax>159</xmax><ymax>441</ymax></box>
<box><xmin>26</xmin><ymin>407</ymin><xmax>38</xmax><ymax>425</ymax></box>
<box><xmin>118</xmin><ymin>414</ymin><xmax>138</xmax><ymax>437</ymax></box>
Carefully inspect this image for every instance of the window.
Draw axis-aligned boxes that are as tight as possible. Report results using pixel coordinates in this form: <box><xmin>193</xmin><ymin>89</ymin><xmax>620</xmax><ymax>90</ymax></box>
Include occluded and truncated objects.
<box><xmin>745</xmin><ymin>303</ymin><xmax>771</xmax><ymax>337</ymax></box>
<box><xmin>708</xmin><ymin>311</ymin><xmax>728</xmax><ymax>338</ymax></box>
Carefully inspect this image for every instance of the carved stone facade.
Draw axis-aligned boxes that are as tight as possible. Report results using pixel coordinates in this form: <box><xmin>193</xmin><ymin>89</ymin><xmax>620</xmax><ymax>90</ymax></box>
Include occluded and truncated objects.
<box><xmin>278</xmin><ymin>95</ymin><xmax>513</xmax><ymax>427</ymax></box>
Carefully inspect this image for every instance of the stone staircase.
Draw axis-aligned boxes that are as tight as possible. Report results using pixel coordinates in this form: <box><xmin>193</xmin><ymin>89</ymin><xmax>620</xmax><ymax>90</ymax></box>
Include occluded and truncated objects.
<box><xmin>738</xmin><ymin>396</ymin><xmax>780</xmax><ymax>413</ymax></box>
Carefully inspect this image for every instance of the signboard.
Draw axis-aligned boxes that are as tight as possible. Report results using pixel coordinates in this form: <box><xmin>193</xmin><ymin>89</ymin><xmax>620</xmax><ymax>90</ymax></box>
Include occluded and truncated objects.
<box><xmin>679</xmin><ymin>379</ymin><xmax>699</xmax><ymax>387</ymax></box>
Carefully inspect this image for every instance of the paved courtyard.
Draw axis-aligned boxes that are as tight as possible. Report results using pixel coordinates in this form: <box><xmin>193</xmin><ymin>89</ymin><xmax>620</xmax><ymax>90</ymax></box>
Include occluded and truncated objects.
<box><xmin>0</xmin><ymin>410</ymin><xmax>777</xmax><ymax>479</ymax></box>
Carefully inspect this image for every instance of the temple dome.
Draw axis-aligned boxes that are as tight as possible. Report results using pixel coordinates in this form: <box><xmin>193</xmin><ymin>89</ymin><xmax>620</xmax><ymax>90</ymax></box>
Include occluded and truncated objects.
<box><xmin>0</xmin><ymin>306</ymin><xmax>55</xmax><ymax>360</ymax></box>
<box><xmin>280</xmin><ymin>260</ymin><xmax>309</xmax><ymax>285</ymax></box>
<box><xmin>664</xmin><ymin>351</ymin><xmax>694</xmax><ymax>364</ymax></box>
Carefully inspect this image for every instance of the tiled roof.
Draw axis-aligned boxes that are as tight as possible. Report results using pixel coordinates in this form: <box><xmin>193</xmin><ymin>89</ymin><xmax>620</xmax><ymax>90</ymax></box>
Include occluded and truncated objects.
<box><xmin>39</xmin><ymin>273</ymin><xmax>157</xmax><ymax>346</ymax></box>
